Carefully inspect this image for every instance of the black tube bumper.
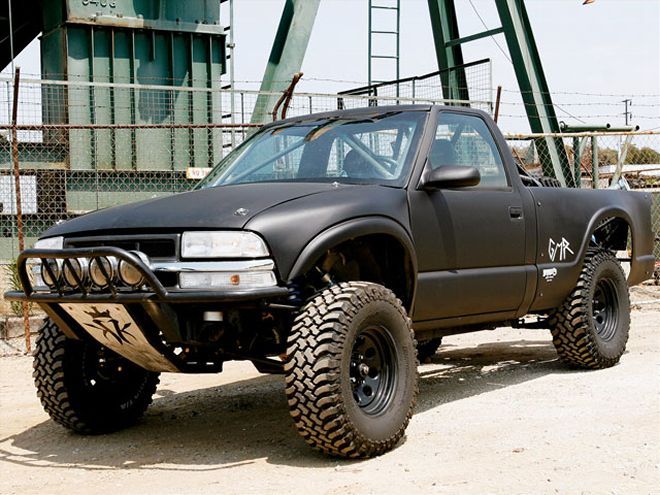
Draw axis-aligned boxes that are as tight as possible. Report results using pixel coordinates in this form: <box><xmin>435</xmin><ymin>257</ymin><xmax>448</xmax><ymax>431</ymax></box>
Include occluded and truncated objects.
<box><xmin>4</xmin><ymin>247</ymin><xmax>290</xmax><ymax>305</ymax></box>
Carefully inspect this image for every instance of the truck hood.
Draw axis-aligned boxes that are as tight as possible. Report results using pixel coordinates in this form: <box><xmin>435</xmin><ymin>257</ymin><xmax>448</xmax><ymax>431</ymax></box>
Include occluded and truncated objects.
<box><xmin>42</xmin><ymin>182</ymin><xmax>340</xmax><ymax>238</ymax></box>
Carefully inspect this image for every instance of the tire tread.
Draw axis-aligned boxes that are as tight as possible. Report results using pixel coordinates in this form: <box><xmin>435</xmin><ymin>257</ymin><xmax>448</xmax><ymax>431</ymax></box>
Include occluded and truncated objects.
<box><xmin>284</xmin><ymin>282</ymin><xmax>418</xmax><ymax>458</ymax></box>
<box><xmin>33</xmin><ymin>319</ymin><xmax>159</xmax><ymax>434</ymax></box>
<box><xmin>549</xmin><ymin>249</ymin><xmax>630</xmax><ymax>369</ymax></box>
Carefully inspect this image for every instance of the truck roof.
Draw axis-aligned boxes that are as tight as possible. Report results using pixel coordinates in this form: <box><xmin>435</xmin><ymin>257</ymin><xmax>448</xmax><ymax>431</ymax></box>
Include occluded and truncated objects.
<box><xmin>265</xmin><ymin>104</ymin><xmax>492</xmax><ymax>129</ymax></box>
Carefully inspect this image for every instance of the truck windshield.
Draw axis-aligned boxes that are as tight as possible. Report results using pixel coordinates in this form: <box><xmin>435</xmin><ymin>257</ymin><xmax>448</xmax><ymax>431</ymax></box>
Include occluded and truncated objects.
<box><xmin>199</xmin><ymin>111</ymin><xmax>427</xmax><ymax>188</ymax></box>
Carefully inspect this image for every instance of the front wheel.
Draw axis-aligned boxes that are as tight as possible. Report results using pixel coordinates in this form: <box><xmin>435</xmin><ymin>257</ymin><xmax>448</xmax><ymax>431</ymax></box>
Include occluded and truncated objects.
<box><xmin>549</xmin><ymin>249</ymin><xmax>630</xmax><ymax>369</ymax></box>
<box><xmin>285</xmin><ymin>282</ymin><xmax>418</xmax><ymax>458</ymax></box>
<box><xmin>33</xmin><ymin>319</ymin><xmax>160</xmax><ymax>434</ymax></box>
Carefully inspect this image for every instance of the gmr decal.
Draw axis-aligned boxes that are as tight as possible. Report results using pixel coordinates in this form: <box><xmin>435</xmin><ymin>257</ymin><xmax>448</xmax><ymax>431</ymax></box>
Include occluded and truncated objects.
<box><xmin>548</xmin><ymin>237</ymin><xmax>574</xmax><ymax>262</ymax></box>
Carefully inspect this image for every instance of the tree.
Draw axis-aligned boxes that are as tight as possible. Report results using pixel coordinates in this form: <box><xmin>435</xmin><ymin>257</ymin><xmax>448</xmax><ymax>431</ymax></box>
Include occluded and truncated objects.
<box><xmin>625</xmin><ymin>145</ymin><xmax>660</xmax><ymax>165</ymax></box>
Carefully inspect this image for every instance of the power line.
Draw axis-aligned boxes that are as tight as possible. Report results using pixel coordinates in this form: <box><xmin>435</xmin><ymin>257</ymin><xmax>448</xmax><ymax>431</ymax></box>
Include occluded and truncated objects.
<box><xmin>7</xmin><ymin>0</ymin><xmax>15</xmax><ymax>74</ymax></box>
<box><xmin>467</xmin><ymin>0</ymin><xmax>512</xmax><ymax>63</ymax></box>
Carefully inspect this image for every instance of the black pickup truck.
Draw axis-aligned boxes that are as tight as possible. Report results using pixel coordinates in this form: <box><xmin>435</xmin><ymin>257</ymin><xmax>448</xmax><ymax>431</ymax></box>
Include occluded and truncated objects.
<box><xmin>7</xmin><ymin>105</ymin><xmax>655</xmax><ymax>458</ymax></box>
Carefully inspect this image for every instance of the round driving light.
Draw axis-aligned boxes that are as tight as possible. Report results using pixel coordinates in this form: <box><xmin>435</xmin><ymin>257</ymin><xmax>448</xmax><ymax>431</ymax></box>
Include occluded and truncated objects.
<box><xmin>118</xmin><ymin>260</ymin><xmax>145</xmax><ymax>288</ymax></box>
<box><xmin>62</xmin><ymin>258</ymin><xmax>89</xmax><ymax>288</ymax></box>
<box><xmin>40</xmin><ymin>259</ymin><xmax>61</xmax><ymax>289</ymax></box>
<box><xmin>89</xmin><ymin>256</ymin><xmax>117</xmax><ymax>288</ymax></box>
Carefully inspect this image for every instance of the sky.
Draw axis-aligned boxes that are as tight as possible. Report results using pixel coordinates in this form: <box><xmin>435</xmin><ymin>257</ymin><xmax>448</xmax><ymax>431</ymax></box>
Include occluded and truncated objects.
<box><xmin>2</xmin><ymin>0</ymin><xmax>659</xmax><ymax>133</ymax></box>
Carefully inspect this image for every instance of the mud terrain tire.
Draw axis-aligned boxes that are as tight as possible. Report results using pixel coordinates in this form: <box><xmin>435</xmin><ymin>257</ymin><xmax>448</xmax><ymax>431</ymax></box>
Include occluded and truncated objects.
<box><xmin>285</xmin><ymin>282</ymin><xmax>418</xmax><ymax>458</ymax></box>
<box><xmin>549</xmin><ymin>249</ymin><xmax>630</xmax><ymax>369</ymax></box>
<box><xmin>33</xmin><ymin>319</ymin><xmax>160</xmax><ymax>434</ymax></box>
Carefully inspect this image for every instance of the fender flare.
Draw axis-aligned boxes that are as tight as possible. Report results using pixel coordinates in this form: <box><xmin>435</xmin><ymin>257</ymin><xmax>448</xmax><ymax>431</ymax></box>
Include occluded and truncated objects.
<box><xmin>574</xmin><ymin>206</ymin><xmax>648</xmax><ymax>285</ymax></box>
<box><xmin>577</xmin><ymin>207</ymin><xmax>633</xmax><ymax>257</ymax></box>
<box><xmin>287</xmin><ymin>216</ymin><xmax>418</xmax><ymax>309</ymax></box>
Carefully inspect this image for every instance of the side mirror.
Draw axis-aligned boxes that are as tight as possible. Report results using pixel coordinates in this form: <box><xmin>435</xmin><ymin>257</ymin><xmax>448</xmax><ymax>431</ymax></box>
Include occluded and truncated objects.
<box><xmin>422</xmin><ymin>166</ymin><xmax>481</xmax><ymax>190</ymax></box>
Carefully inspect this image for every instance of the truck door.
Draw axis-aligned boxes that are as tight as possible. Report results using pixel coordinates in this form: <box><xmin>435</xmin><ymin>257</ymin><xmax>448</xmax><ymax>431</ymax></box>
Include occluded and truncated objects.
<box><xmin>409</xmin><ymin>110</ymin><xmax>528</xmax><ymax>321</ymax></box>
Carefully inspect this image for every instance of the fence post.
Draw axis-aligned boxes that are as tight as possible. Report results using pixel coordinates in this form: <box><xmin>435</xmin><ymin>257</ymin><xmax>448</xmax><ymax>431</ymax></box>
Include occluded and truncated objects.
<box><xmin>494</xmin><ymin>85</ymin><xmax>502</xmax><ymax>123</ymax></box>
<box><xmin>572</xmin><ymin>136</ymin><xmax>582</xmax><ymax>188</ymax></box>
<box><xmin>591</xmin><ymin>135</ymin><xmax>599</xmax><ymax>189</ymax></box>
<box><xmin>10</xmin><ymin>67</ymin><xmax>31</xmax><ymax>353</ymax></box>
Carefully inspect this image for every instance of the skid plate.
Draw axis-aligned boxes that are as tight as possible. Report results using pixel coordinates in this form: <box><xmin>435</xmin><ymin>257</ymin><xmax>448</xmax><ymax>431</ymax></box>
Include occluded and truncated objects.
<box><xmin>60</xmin><ymin>303</ymin><xmax>179</xmax><ymax>372</ymax></box>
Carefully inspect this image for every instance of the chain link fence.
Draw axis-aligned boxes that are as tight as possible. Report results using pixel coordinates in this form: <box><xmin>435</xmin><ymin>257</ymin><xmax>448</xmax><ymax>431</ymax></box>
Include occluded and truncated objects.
<box><xmin>0</xmin><ymin>74</ymin><xmax>658</xmax><ymax>273</ymax></box>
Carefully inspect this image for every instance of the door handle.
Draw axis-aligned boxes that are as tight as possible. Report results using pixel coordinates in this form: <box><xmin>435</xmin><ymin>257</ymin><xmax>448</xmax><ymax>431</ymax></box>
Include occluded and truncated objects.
<box><xmin>509</xmin><ymin>206</ymin><xmax>523</xmax><ymax>219</ymax></box>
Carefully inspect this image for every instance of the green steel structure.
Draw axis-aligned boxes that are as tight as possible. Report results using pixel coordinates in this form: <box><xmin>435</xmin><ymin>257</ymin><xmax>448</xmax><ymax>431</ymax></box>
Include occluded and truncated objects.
<box><xmin>367</xmin><ymin>1</ymin><xmax>401</xmax><ymax>89</ymax></box>
<box><xmin>427</xmin><ymin>0</ymin><xmax>470</xmax><ymax>104</ymax></box>
<box><xmin>1</xmin><ymin>0</ymin><xmax>230</xmax><ymax>234</ymax></box>
<box><xmin>257</xmin><ymin>0</ymin><xmax>571</xmax><ymax>184</ymax></box>
<box><xmin>425</xmin><ymin>0</ymin><xmax>572</xmax><ymax>185</ymax></box>
<box><xmin>251</xmin><ymin>0</ymin><xmax>321</xmax><ymax>124</ymax></box>
<box><xmin>494</xmin><ymin>0</ymin><xmax>572</xmax><ymax>185</ymax></box>
<box><xmin>3</xmin><ymin>1</ymin><xmax>579</xmax><ymax>189</ymax></box>
<box><xmin>41</xmin><ymin>0</ymin><xmax>227</xmax><ymax>171</ymax></box>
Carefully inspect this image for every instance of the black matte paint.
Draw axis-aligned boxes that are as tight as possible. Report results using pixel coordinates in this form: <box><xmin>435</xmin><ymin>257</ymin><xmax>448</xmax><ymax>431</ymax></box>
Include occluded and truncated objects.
<box><xmin>19</xmin><ymin>105</ymin><xmax>655</xmax><ymax>326</ymax></box>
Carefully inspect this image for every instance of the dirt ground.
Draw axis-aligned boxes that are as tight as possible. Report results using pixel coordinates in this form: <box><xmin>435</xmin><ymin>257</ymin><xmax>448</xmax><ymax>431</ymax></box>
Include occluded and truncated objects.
<box><xmin>1</xmin><ymin>289</ymin><xmax>659</xmax><ymax>495</ymax></box>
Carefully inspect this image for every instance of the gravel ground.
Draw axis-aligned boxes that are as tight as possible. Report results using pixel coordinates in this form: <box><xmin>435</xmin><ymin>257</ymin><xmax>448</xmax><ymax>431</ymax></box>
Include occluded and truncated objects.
<box><xmin>0</xmin><ymin>289</ymin><xmax>658</xmax><ymax>495</ymax></box>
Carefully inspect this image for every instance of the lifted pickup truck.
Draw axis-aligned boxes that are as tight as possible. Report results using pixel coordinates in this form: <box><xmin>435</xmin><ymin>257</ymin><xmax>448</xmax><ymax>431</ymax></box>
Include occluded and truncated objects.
<box><xmin>7</xmin><ymin>105</ymin><xmax>655</xmax><ymax>458</ymax></box>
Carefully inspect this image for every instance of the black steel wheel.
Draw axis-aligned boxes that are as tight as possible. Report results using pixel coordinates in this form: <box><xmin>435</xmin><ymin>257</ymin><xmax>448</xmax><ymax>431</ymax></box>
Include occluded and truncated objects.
<box><xmin>285</xmin><ymin>282</ymin><xmax>418</xmax><ymax>458</ymax></box>
<box><xmin>592</xmin><ymin>278</ymin><xmax>620</xmax><ymax>341</ymax></box>
<box><xmin>33</xmin><ymin>319</ymin><xmax>160</xmax><ymax>434</ymax></box>
<box><xmin>549</xmin><ymin>248</ymin><xmax>630</xmax><ymax>369</ymax></box>
<box><xmin>350</xmin><ymin>326</ymin><xmax>397</xmax><ymax>414</ymax></box>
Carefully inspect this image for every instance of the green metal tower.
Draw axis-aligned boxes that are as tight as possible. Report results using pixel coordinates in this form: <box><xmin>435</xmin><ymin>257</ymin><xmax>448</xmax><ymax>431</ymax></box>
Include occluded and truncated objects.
<box><xmin>40</xmin><ymin>0</ymin><xmax>228</xmax><ymax>172</ymax></box>
<box><xmin>425</xmin><ymin>0</ymin><xmax>572</xmax><ymax>185</ymax></box>
<box><xmin>251</xmin><ymin>0</ymin><xmax>321</xmax><ymax>124</ymax></box>
<box><xmin>256</xmin><ymin>0</ymin><xmax>573</xmax><ymax>186</ymax></box>
<box><xmin>368</xmin><ymin>1</ymin><xmax>401</xmax><ymax>90</ymax></box>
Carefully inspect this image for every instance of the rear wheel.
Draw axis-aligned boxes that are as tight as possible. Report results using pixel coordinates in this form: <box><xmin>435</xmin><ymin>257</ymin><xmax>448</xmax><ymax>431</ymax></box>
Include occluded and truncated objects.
<box><xmin>549</xmin><ymin>249</ymin><xmax>630</xmax><ymax>369</ymax></box>
<box><xmin>33</xmin><ymin>319</ymin><xmax>160</xmax><ymax>434</ymax></box>
<box><xmin>285</xmin><ymin>282</ymin><xmax>418</xmax><ymax>458</ymax></box>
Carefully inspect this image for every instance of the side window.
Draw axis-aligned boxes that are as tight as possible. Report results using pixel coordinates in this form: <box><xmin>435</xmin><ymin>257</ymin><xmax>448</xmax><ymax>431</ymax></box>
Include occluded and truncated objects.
<box><xmin>430</xmin><ymin>112</ymin><xmax>509</xmax><ymax>188</ymax></box>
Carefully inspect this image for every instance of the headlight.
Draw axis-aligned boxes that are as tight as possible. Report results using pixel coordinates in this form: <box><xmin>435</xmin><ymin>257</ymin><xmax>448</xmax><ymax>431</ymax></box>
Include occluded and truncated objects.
<box><xmin>34</xmin><ymin>236</ymin><xmax>64</xmax><ymax>250</ymax></box>
<box><xmin>181</xmin><ymin>231</ymin><xmax>269</xmax><ymax>259</ymax></box>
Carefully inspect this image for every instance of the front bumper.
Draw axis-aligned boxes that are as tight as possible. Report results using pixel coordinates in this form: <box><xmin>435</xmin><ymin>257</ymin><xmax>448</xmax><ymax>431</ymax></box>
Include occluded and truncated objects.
<box><xmin>5</xmin><ymin>247</ymin><xmax>291</xmax><ymax>373</ymax></box>
<box><xmin>5</xmin><ymin>247</ymin><xmax>289</xmax><ymax>304</ymax></box>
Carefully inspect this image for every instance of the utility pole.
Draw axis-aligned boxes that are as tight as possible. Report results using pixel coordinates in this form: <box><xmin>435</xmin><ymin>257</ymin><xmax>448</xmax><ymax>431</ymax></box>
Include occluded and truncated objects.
<box><xmin>622</xmin><ymin>98</ymin><xmax>632</xmax><ymax>126</ymax></box>
<box><xmin>8</xmin><ymin>0</ymin><xmax>15</xmax><ymax>74</ymax></box>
